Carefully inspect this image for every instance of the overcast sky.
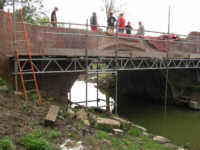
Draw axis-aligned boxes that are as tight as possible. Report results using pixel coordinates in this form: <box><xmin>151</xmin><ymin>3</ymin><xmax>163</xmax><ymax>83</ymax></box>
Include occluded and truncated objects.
<box><xmin>28</xmin><ymin>0</ymin><xmax>200</xmax><ymax>35</ymax></box>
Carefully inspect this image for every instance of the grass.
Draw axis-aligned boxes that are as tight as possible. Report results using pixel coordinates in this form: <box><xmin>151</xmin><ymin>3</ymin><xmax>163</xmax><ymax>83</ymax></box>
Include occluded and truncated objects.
<box><xmin>47</xmin><ymin>131</ymin><xmax>61</xmax><ymax>139</ymax></box>
<box><xmin>19</xmin><ymin>129</ymin><xmax>57</xmax><ymax>150</ymax></box>
<box><xmin>88</xmin><ymin>127</ymin><xmax>175</xmax><ymax>150</ymax></box>
<box><xmin>0</xmin><ymin>137</ymin><xmax>15</xmax><ymax>150</ymax></box>
<box><xmin>141</xmin><ymin>137</ymin><xmax>173</xmax><ymax>150</ymax></box>
<box><xmin>95</xmin><ymin>131</ymin><xmax>109</xmax><ymax>140</ymax></box>
<box><xmin>0</xmin><ymin>86</ymin><xmax>9</xmax><ymax>93</ymax></box>
<box><xmin>0</xmin><ymin>78</ymin><xmax>5</xmax><ymax>86</ymax></box>
<box><xmin>126</xmin><ymin>127</ymin><xmax>142</xmax><ymax>137</ymax></box>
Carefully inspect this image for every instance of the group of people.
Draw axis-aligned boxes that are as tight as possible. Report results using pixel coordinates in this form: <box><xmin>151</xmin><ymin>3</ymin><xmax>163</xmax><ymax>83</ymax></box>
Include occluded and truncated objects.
<box><xmin>90</xmin><ymin>11</ymin><xmax>145</xmax><ymax>36</ymax></box>
<box><xmin>50</xmin><ymin>7</ymin><xmax>145</xmax><ymax>36</ymax></box>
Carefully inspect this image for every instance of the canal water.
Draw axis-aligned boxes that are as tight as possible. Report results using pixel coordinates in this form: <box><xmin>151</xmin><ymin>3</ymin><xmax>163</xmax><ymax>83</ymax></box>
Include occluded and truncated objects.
<box><xmin>71</xmin><ymin>81</ymin><xmax>200</xmax><ymax>150</ymax></box>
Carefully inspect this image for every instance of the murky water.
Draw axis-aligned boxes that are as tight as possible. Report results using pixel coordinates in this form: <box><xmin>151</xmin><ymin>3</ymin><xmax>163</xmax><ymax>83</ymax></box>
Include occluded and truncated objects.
<box><xmin>71</xmin><ymin>81</ymin><xmax>200</xmax><ymax>150</ymax></box>
<box><xmin>120</xmin><ymin>101</ymin><xmax>200</xmax><ymax>150</ymax></box>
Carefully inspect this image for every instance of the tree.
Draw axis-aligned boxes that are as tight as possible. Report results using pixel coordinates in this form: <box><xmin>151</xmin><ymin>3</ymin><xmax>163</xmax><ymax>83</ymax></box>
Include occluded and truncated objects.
<box><xmin>0</xmin><ymin>0</ymin><xmax>6</xmax><ymax>9</ymax></box>
<box><xmin>2</xmin><ymin>0</ymin><xmax>47</xmax><ymax>24</ymax></box>
<box><xmin>100</xmin><ymin>0</ymin><xmax>126</xmax><ymax>18</ymax></box>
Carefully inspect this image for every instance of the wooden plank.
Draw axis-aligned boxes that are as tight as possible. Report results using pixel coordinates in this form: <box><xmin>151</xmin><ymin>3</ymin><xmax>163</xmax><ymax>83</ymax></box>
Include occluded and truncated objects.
<box><xmin>45</xmin><ymin>105</ymin><xmax>60</xmax><ymax>122</ymax></box>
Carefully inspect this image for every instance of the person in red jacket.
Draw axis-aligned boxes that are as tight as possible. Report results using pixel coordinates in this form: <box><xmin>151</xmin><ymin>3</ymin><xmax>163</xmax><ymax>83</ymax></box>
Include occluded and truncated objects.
<box><xmin>118</xmin><ymin>13</ymin><xmax>125</xmax><ymax>33</ymax></box>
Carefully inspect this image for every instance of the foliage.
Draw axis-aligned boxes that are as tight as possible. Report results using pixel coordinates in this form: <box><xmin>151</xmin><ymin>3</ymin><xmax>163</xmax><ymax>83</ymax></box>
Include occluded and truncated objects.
<box><xmin>58</xmin><ymin>110</ymin><xmax>68</xmax><ymax>119</ymax></box>
<box><xmin>100</xmin><ymin>0</ymin><xmax>126</xmax><ymax>18</ymax></box>
<box><xmin>1</xmin><ymin>86</ymin><xmax>9</xmax><ymax>93</ymax></box>
<box><xmin>0</xmin><ymin>78</ymin><xmax>5</xmax><ymax>86</ymax></box>
<box><xmin>98</xmin><ymin>74</ymin><xmax>115</xmax><ymax>98</ymax></box>
<box><xmin>16</xmin><ymin>5</ymin><xmax>48</xmax><ymax>25</ymax></box>
<box><xmin>47</xmin><ymin>131</ymin><xmax>61</xmax><ymax>139</ymax></box>
<box><xmin>141</xmin><ymin>137</ymin><xmax>173</xmax><ymax>150</ymax></box>
<box><xmin>19</xmin><ymin>129</ymin><xmax>57</xmax><ymax>150</ymax></box>
<box><xmin>0</xmin><ymin>0</ymin><xmax>6</xmax><ymax>9</ymax></box>
<box><xmin>2</xmin><ymin>0</ymin><xmax>47</xmax><ymax>24</ymax></box>
<box><xmin>67</xmin><ymin>132</ymin><xmax>80</xmax><ymax>140</ymax></box>
<box><xmin>109</xmin><ymin>138</ymin><xmax>138</xmax><ymax>150</ymax></box>
<box><xmin>95</xmin><ymin>131</ymin><xmax>109</xmax><ymax>140</ymax></box>
<box><xmin>126</xmin><ymin>127</ymin><xmax>142</xmax><ymax>137</ymax></box>
<box><xmin>0</xmin><ymin>137</ymin><xmax>15</xmax><ymax>150</ymax></box>
<box><xmin>37</xmin><ymin>16</ymin><xmax>50</xmax><ymax>26</ymax></box>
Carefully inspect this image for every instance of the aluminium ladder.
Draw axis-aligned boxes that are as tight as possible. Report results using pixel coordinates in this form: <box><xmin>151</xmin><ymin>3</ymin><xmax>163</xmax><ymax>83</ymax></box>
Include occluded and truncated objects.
<box><xmin>8</xmin><ymin>10</ymin><xmax>42</xmax><ymax>105</ymax></box>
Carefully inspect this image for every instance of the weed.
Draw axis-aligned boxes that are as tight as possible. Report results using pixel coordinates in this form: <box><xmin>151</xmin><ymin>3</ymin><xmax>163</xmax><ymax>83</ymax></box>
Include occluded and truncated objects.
<box><xmin>0</xmin><ymin>86</ymin><xmax>9</xmax><ymax>93</ymax></box>
<box><xmin>109</xmin><ymin>137</ymin><xmax>138</xmax><ymax>150</ymax></box>
<box><xmin>19</xmin><ymin>129</ymin><xmax>57</xmax><ymax>150</ymax></box>
<box><xmin>47</xmin><ymin>131</ymin><xmax>61</xmax><ymax>139</ymax></box>
<box><xmin>95</xmin><ymin>131</ymin><xmax>109</xmax><ymax>140</ymax></box>
<box><xmin>141</xmin><ymin>137</ymin><xmax>173</xmax><ymax>150</ymax></box>
<box><xmin>126</xmin><ymin>127</ymin><xmax>142</xmax><ymax>137</ymax></box>
<box><xmin>58</xmin><ymin>110</ymin><xmax>68</xmax><ymax>119</ymax></box>
<box><xmin>67</xmin><ymin>132</ymin><xmax>79</xmax><ymax>140</ymax></box>
<box><xmin>0</xmin><ymin>78</ymin><xmax>5</xmax><ymax>86</ymax></box>
<box><xmin>0</xmin><ymin>137</ymin><xmax>15</xmax><ymax>150</ymax></box>
<box><xmin>95</xmin><ymin>123</ymin><xmax>113</xmax><ymax>132</ymax></box>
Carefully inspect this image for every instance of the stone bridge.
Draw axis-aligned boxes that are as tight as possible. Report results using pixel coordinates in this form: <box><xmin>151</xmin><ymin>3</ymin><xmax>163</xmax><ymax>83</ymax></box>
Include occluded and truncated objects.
<box><xmin>1</xmin><ymin>10</ymin><xmax>200</xmax><ymax>102</ymax></box>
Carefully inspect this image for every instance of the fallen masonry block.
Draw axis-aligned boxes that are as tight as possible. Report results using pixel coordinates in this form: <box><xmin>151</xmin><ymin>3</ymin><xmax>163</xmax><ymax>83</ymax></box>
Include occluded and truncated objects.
<box><xmin>45</xmin><ymin>105</ymin><xmax>60</xmax><ymax>127</ymax></box>
<box><xmin>112</xmin><ymin>128</ymin><xmax>124</xmax><ymax>134</ymax></box>
<box><xmin>96</xmin><ymin>117</ymin><xmax>121</xmax><ymax>128</ymax></box>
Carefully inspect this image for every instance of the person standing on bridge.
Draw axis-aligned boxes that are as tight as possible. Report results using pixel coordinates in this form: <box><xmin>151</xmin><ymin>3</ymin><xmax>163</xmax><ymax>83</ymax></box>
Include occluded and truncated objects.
<box><xmin>125</xmin><ymin>21</ymin><xmax>133</xmax><ymax>34</ymax></box>
<box><xmin>107</xmin><ymin>11</ymin><xmax>116</xmax><ymax>33</ymax></box>
<box><xmin>90</xmin><ymin>12</ymin><xmax>98</xmax><ymax>31</ymax></box>
<box><xmin>51</xmin><ymin>7</ymin><xmax>58</xmax><ymax>27</ymax></box>
<box><xmin>137</xmin><ymin>21</ymin><xmax>145</xmax><ymax>36</ymax></box>
<box><xmin>118</xmin><ymin>13</ymin><xmax>125</xmax><ymax>33</ymax></box>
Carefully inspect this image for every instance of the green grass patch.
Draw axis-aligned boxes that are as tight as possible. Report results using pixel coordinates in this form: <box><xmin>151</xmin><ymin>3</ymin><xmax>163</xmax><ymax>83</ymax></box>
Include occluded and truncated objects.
<box><xmin>0</xmin><ymin>137</ymin><xmax>15</xmax><ymax>150</ymax></box>
<box><xmin>126</xmin><ymin>127</ymin><xmax>142</xmax><ymax>137</ymax></box>
<box><xmin>1</xmin><ymin>87</ymin><xmax>9</xmax><ymax>93</ymax></box>
<box><xmin>67</xmin><ymin>132</ymin><xmax>80</xmax><ymax>140</ymax></box>
<box><xmin>47</xmin><ymin>131</ymin><xmax>61</xmax><ymax>139</ymax></box>
<box><xmin>109</xmin><ymin>138</ymin><xmax>138</xmax><ymax>150</ymax></box>
<box><xmin>19</xmin><ymin>129</ymin><xmax>57</xmax><ymax>150</ymax></box>
<box><xmin>141</xmin><ymin>137</ymin><xmax>173</xmax><ymax>150</ymax></box>
<box><xmin>95</xmin><ymin>131</ymin><xmax>109</xmax><ymax>140</ymax></box>
<box><xmin>0</xmin><ymin>78</ymin><xmax>5</xmax><ymax>86</ymax></box>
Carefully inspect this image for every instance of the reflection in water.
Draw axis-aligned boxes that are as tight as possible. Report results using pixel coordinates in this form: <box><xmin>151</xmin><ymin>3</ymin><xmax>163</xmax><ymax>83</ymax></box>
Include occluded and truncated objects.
<box><xmin>120</xmin><ymin>100</ymin><xmax>200</xmax><ymax>150</ymax></box>
<box><xmin>71</xmin><ymin>81</ymin><xmax>113</xmax><ymax>109</ymax></box>
<box><xmin>71</xmin><ymin>81</ymin><xmax>200</xmax><ymax>150</ymax></box>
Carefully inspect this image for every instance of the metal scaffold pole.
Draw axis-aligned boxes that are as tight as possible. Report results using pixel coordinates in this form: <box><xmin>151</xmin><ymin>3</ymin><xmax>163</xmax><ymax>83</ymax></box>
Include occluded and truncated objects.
<box><xmin>96</xmin><ymin>62</ymin><xmax>99</xmax><ymax>107</ymax></box>
<box><xmin>13</xmin><ymin>0</ymin><xmax>18</xmax><ymax>91</ymax></box>
<box><xmin>164</xmin><ymin>6</ymin><xmax>171</xmax><ymax>113</ymax></box>
<box><xmin>85</xmin><ymin>19</ymin><xmax>89</xmax><ymax>108</ymax></box>
<box><xmin>115</xmin><ymin>22</ymin><xmax>119</xmax><ymax>115</ymax></box>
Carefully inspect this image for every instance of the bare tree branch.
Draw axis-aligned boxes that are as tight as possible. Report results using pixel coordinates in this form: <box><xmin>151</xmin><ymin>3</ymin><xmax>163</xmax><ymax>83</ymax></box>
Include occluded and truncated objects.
<box><xmin>100</xmin><ymin>0</ymin><xmax>126</xmax><ymax>18</ymax></box>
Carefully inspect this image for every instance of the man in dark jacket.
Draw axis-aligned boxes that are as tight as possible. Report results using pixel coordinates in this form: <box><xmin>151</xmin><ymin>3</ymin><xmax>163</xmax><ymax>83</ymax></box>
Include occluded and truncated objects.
<box><xmin>51</xmin><ymin>7</ymin><xmax>58</xmax><ymax>27</ymax></box>
<box><xmin>107</xmin><ymin>11</ymin><xmax>116</xmax><ymax>32</ymax></box>
<box><xmin>90</xmin><ymin>12</ymin><xmax>98</xmax><ymax>31</ymax></box>
<box><xmin>125</xmin><ymin>21</ymin><xmax>133</xmax><ymax>34</ymax></box>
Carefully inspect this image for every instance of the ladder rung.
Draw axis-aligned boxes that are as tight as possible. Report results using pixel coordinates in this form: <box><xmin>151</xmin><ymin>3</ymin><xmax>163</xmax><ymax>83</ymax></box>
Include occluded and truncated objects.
<box><xmin>15</xmin><ymin>40</ymin><xmax>25</xmax><ymax>43</ymax></box>
<box><xmin>24</xmin><ymin>79</ymin><xmax>34</xmax><ymax>82</ymax></box>
<box><xmin>16</xmin><ymin>31</ymin><xmax>24</xmax><ymax>33</ymax></box>
<box><xmin>27</xmin><ymin>89</ymin><xmax>37</xmax><ymax>93</ymax></box>
<box><xmin>23</xmin><ymin>69</ymin><xmax>32</xmax><ymax>72</ymax></box>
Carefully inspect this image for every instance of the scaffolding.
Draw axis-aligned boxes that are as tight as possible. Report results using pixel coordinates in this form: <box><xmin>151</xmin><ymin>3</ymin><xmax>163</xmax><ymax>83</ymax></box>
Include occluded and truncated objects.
<box><xmin>9</xmin><ymin>5</ymin><xmax>200</xmax><ymax>114</ymax></box>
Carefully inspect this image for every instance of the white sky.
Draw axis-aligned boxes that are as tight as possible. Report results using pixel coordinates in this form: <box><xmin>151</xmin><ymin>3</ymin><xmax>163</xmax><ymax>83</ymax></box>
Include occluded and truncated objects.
<box><xmin>43</xmin><ymin>0</ymin><xmax>200</xmax><ymax>35</ymax></box>
<box><xmin>6</xmin><ymin>0</ymin><xmax>200</xmax><ymax>35</ymax></box>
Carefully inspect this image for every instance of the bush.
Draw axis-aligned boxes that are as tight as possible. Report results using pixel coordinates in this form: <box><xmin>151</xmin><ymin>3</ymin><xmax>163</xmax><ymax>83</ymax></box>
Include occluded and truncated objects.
<box><xmin>0</xmin><ymin>137</ymin><xmax>15</xmax><ymax>150</ymax></box>
<box><xmin>20</xmin><ymin>129</ymin><xmax>57</xmax><ymax>150</ymax></box>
